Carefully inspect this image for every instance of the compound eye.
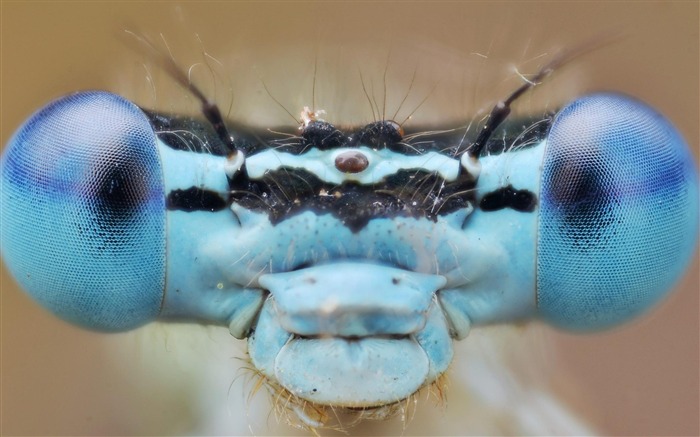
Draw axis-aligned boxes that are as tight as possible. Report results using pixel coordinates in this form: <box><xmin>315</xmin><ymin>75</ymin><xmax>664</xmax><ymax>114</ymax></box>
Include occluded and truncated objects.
<box><xmin>537</xmin><ymin>93</ymin><xmax>698</xmax><ymax>331</ymax></box>
<box><xmin>1</xmin><ymin>91</ymin><xmax>166</xmax><ymax>331</ymax></box>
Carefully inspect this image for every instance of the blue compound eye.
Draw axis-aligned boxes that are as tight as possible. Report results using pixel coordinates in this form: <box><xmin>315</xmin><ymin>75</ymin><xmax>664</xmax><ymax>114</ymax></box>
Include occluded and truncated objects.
<box><xmin>537</xmin><ymin>93</ymin><xmax>699</xmax><ymax>331</ymax></box>
<box><xmin>1</xmin><ymin>91</ymin><xmax>166</xmax><ymax>331</ymax></box>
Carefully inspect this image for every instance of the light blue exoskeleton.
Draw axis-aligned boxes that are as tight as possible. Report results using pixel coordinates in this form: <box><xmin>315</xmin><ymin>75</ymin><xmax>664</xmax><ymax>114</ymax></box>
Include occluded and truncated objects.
<box><xmin>1</xmin><ymin>52</ymin><xmax>698</xmax><ymax>417</ymax></box>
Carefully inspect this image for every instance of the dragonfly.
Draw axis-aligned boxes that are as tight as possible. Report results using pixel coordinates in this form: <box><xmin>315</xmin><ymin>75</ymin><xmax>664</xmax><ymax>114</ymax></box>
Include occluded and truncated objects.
<box><xmin>1</xmin><ymin>38</ymin><xmax>698</xmax><ymax>434</ymax></box>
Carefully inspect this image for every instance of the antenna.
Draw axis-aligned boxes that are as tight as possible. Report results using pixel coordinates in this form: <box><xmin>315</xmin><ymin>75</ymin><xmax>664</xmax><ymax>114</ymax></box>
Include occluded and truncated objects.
<box><xmin>123</xmin><ymin>31</ymin><xmax>242</xmax><ymax>159</ymax></box>
<box><xmin>466</xmin><ymin>35</ymin><xmax>620</xmax><ymax>158</ymax></box>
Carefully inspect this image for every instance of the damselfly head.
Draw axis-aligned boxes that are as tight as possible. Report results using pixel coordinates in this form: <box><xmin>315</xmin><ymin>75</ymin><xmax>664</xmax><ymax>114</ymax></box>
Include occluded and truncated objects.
<box><xmin>1</xmin><ymin>34</ymin><xmax>697</xmax><ymax>433</ymax></box>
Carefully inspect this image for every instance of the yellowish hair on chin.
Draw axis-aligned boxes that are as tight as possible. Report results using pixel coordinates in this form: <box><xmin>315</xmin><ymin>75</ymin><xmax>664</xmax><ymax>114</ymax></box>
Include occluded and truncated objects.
<box><xmin>238</xmin><ymin>362</ymin><xmax>453</xmax><ymax>433</ymax></box>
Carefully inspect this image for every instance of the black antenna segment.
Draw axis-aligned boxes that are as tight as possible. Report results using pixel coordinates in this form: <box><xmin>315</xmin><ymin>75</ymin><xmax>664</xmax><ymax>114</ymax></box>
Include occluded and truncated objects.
<box><xmin>467</xmin><ymin>35</ymin><xmax>620</xmax><ymax>158</ymax></box>
<box><xmin>123</xmin><ymin>31</ymin><xmax>241</xmax><ymax>158</ymax></box>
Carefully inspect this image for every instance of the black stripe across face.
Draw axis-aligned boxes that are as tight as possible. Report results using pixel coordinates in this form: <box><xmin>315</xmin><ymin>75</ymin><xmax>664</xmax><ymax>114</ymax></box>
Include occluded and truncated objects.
<box><xmin>228</xmin><ymin>167</ymin><xmax>477</xmax><ymax>232</ymax></box>
<box><xmin>479</xmin><ymin>185</ymin><xmax>536</xmax><ymax>212</ymax></box>
<box><xmin>167</xmin><ymin>187</ymin><xmax>228</xmax><ymax>212</ymax></box>
<box><xmin>152</xmin><ymin>111</ymin><xmax>551</xmax><ymax>230</ymax></box>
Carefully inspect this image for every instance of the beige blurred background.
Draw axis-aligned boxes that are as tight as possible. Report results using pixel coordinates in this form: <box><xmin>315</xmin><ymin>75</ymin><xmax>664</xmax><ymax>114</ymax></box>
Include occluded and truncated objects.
<box><xmin>1</xmin><ymin>2</ymin><xmax>698</xmax><ymax>436</ymax></box>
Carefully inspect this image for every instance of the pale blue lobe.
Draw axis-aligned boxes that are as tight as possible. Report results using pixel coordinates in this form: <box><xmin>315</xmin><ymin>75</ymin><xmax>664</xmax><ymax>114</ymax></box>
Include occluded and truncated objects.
<box><xmin>249</xmin><ymin>261</ymin><xmax>452</xmax><ymax>406</ymax></box>
<box><xmin>259</xmin><ymin>263</ymin><xmax>445</xmax><ymax>336</ymax></box>
<box><xmin>274</xmin><ymin>337</ymin><xmax>429</xmax><ymax>407</ymax></box>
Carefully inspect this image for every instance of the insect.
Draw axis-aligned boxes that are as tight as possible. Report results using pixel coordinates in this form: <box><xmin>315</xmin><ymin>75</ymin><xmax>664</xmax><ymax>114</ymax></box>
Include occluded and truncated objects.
<box><xmin>1</xmin><ymin>38</ymin><xmax>698</xmax><ymax>433</ymax></box>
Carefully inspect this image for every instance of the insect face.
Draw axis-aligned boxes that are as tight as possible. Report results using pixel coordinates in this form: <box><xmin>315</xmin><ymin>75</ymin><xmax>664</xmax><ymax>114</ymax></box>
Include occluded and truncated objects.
<box><xmin>1</xmin><ymin>48</ymin><xmax>697</xmax><ymax>428</ymax></box>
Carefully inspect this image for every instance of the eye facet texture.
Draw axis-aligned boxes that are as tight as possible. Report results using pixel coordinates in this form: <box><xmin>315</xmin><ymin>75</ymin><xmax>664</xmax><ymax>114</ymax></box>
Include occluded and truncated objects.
<box><xmin>537</xmin><ymin>93</ymin><xmax>699</xmax><ymax>330</ymax></box>
<box><xmin>1</xmin><ymin>92</ymin><xmax>166</xmax><ymax>331</ymax></box>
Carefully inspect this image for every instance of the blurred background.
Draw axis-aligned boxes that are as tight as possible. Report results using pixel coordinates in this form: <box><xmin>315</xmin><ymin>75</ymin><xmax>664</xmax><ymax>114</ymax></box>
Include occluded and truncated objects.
<box><xmin>2</xmin><ymin>2</ymin><xmax>697</xmax><ymax>435</ymax></box>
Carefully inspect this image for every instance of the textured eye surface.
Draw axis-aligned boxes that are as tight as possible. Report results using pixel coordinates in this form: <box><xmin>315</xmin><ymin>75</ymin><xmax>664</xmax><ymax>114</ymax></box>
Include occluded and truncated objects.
<box><xmin>537</xmin><ymin>93</ymin><xmax>699</xmax><ymax>330</ymax></box>
<box><xmin>0</xmin><ymin>91</ymin><xmax>166</xmax><ymax>331</ymax></box>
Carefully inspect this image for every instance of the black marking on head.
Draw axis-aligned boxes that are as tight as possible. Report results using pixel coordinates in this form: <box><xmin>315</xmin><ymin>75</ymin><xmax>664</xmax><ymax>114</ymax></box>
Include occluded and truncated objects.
<box><xmin>351</xmin><ymin>121</ymin><xmax>404</xmax><ymax>150</ymax></box>
<box><xmin>302</xmin><ymin>121</ymin><xmax>345</xmax><ymax>150</ymax></box>
<box><xmin>296</xmin><ymin>120</ymin><xmax>405</xmax><ymax>154</ymax></box>
<box><xmin>146</xmin><ymin>111</ymin><xmax>278</xmax><ymax>157</ymax></box>
<box><xmin>167</xmin><ymin>187</ymin><xmax>228</xmax><ymax>212</ymax></box>
<box><xmin>266</xmin><ymin>116</ymin><xmax>550</xmax><ymax>157</ymax></box>
<box><xmin>229</xmin><ymin>168</ymin><xmax>476</xmax><ymax>233</ymax></box>
<box><xmin>147</xmin><ymin>112</ymin><xmax>228</xmax><ymax>156</ymax></box>
<box><xmin>146</xmin><ymin>107</ymin><xmax>552</xmax><ymax>159</ymax></box>
<box><xmin>479</xmin><ymin>185</ymin><xmax>536</xmax><ymax>212</ymax></box>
